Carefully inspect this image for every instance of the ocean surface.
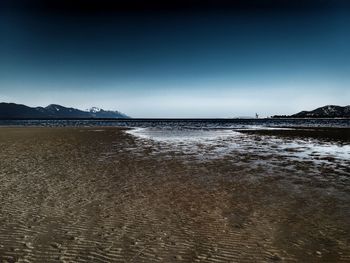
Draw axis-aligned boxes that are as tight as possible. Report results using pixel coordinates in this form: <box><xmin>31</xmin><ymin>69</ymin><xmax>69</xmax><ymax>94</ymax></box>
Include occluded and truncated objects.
<box><xmin>0</xmin><ymin>118</ymin><xmax>350</xmax><ymax>128</ymax></box>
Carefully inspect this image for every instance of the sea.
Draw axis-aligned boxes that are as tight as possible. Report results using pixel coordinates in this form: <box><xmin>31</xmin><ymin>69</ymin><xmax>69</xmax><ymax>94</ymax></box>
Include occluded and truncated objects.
<box><xmin>0</xmin><ymin>118</ymin><xmax>349</xmax><ymax>128</ymax></box>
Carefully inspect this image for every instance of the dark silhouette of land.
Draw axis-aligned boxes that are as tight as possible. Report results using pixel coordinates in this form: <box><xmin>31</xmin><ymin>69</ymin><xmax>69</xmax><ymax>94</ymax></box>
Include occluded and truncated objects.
<box><xmin>0</xmin><ymin>102</ymin><xmax>128</xmax><ymax>119</ymax></box>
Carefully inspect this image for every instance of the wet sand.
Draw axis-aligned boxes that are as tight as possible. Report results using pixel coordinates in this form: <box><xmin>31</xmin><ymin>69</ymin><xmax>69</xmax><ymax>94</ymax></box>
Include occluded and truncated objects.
<box><xmin>0</xmin><ymin>127</ymin><xmax>349</xmax><ymax>262</ymax></box>
<box><xmin>240</xmin><ymin>127</ymin><xmax>350</xmax><ymax>143</ymax></box>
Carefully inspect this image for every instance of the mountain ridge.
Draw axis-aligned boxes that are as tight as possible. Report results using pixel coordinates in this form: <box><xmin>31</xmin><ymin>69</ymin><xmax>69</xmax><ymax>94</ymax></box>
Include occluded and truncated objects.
<box><xmin>273</xmin><ymin>105</ymin><xmax>350</xmax><ymax>118</ymax></box>
<box><xmin>0</xmin><ymin>102</ymin><xmax>129</xmax><ymax>119</ymax></box>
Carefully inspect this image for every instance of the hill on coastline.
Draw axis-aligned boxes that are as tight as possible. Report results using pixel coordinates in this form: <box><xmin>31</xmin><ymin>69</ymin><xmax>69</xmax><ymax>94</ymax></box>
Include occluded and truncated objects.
<box><xmin>0</xmin><ymin>103</ymin><xmax>129</xmax><ymax>119</ymax></box>
<box><xmin>272</xmin><ymin>105</ymin><xmax>350</xmax><ymax>118</ymax></box>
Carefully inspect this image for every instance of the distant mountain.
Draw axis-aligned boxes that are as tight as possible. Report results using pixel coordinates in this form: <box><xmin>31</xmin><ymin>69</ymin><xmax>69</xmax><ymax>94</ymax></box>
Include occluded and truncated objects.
<box><xmin>272</xmin><ymin>105</ymin><xmax>350</xmax><ymax>118</ymax></box>
<box><xmin>0</xmin><ymin>103</ymin><xmax>129</xmax><ymax>119</ymax></box>
<box><xmin>86</xmin><ymin>107</ymin><xmax>129</xmax><ymax>118</ymax></box>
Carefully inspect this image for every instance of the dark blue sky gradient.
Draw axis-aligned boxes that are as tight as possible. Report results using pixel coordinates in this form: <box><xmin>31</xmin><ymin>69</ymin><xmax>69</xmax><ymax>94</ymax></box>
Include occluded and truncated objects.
<box><xmin>0</xmin><ymin>0</ymin><xmax>349</xmax><ymax>117</ymax></box>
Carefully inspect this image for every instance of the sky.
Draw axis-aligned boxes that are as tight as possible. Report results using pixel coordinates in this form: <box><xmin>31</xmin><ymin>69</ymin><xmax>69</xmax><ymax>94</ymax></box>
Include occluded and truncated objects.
<box><xmin>0</xmin><ymin>0</ymin><xmax>349</xmax><ymax>118</ymax></box>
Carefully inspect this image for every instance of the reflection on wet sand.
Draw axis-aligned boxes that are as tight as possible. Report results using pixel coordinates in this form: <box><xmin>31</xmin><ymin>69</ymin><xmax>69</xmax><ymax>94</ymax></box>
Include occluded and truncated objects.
<box><xmin>0</xmin><ymin>127</ymin><xmax>349</xmax><ymax>262</ymax></box>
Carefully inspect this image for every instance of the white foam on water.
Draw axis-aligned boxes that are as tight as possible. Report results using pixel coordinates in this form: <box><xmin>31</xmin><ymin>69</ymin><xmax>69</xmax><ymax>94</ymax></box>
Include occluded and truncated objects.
<box><xmin>125</xmin><ymin>128</ymin><xmax>350</xmax><ymax>169</ymax></box>
<box><xmin>126</xmin><ymin>127</ymin><xmax>240</xmax><ymax>143</ymax></box>
<box><xmin>278</xmin><ymin>141</ymin><xmax>350</xmax><ymax>161</ymax></box>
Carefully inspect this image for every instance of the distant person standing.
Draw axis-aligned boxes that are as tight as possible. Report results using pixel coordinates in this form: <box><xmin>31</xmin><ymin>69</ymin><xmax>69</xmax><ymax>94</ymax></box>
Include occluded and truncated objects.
<box><xmin>255</xmin><ymin>113</ymin><xmax>259</xmax><ymax>119</ymax></box>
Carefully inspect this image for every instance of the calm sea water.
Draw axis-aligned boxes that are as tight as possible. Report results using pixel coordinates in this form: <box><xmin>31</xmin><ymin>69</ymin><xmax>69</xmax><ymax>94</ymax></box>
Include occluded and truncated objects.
<box><xmin>0</xmin><ymin>118</ymin><xmax>349</xmax><ymax>128</ymax></box>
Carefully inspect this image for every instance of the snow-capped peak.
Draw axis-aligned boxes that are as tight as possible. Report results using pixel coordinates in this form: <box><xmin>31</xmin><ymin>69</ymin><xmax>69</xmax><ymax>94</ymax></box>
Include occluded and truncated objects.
<box><xmin>46</xmin><ymin>104</ymin><xmax>61</xmax><ymax>111</ymax></box>
<box><xmin>88</xmin><ymin>107</ymin><xmax>102</xmax><ymax>113</ymax></box>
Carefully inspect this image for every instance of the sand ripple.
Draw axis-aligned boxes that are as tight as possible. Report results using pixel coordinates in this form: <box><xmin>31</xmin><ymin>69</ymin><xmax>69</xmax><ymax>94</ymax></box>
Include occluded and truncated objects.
<box><xmin>0</xmin><ymin>127</ymin><xmax>349</xmax><ymax>262</ymax></box>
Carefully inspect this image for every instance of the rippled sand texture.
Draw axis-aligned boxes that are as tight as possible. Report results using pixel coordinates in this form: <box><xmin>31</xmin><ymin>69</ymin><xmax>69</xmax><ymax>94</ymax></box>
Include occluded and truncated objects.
<box><xmin>0</xmin><ymin>127</ymin><xmax>349</xmax><ymax>262</ymax></box>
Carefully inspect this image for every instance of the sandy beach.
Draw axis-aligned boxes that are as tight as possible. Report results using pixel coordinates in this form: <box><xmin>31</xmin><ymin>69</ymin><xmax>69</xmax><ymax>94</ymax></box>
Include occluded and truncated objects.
<box><xmin>0</xmin><ymin>127</ymin><xmax>349</xmax><ymax>262</ymax></box>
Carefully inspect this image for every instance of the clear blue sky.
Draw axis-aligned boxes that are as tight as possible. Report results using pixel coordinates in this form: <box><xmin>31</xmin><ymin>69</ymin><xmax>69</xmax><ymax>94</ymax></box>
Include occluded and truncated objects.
<box><xmin>0</xmin><ymin>0</ymin><xmax>349</xmax><ymax>117</ymax></box>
